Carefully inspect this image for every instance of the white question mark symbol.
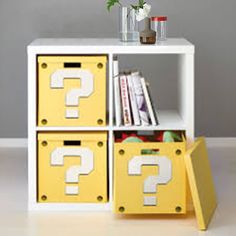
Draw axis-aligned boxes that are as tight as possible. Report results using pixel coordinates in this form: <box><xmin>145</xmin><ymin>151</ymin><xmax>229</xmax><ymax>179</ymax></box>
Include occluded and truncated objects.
<box><xmin>50</xmin><ymin>147</ymin><xmax>94</xmax><ymax>195</ymax></box>
<box><xmin>50</xmin><ymin>69</ymin><xmax>94</xmax><ymax>119</ymax></box>
<box><xmin>128</xmin><ymin>156</ymin><xmax>172</xmax><ymax>206</ymax></box>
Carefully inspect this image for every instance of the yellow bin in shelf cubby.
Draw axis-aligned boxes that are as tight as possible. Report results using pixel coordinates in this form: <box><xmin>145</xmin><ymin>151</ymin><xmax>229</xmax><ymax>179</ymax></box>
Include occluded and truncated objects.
<box><xmin>114</xmin><ymin>140</ymin><xmax>187</xmax><ymax>214</ymax></box>
<box><xmin>38</xmin><ymin>56</ymin><xmax>107</xmax><ymax>127</ymax></box>
<box><xmin>37</xmin><ymin>132</ymin><xmax>108</xmax><ymax>203</ymax></box>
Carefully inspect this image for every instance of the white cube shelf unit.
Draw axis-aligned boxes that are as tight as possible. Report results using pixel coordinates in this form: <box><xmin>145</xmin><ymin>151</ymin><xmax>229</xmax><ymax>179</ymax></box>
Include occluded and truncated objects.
<box><xmin>28</xmin><ymin>38</ymin><xmax>194</xmax><ymax>211</ymax></box>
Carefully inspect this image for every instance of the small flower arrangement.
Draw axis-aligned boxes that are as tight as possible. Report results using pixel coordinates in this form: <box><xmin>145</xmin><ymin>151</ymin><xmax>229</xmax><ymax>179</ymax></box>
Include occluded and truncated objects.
<box><xmin>106</xmin><ymin>0</ymin><xmax>151</xmax><ymax>21</ymax></box>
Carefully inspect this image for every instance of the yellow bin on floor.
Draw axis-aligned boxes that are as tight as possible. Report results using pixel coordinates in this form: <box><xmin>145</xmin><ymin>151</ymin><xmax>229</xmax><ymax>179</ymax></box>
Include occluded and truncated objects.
<box><xmin>37</xmin><ymin>132</ymin><xmax>108</xmax><ymax>203</ymax></box>
<box><xmin>38</xmin><ymin>56</ymin><xmax>107</xmax><ymax>127</ymax></box>
<box><xmin>113</xmin><ymin>140</ymin><xmax>187</xmax><ymax>214</ymax></box>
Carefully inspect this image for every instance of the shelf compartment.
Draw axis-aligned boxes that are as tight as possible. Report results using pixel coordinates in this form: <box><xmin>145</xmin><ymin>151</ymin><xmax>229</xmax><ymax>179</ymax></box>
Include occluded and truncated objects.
<box><xmin>37</xmin><ymin>131</ymin><xmax>108</xmax><ymax>203</ymax></box>
<box><xmin>113</xmin><ymin>138</ymin><xmax>187</xmax><ymax>214</ymax></box>
<box><xmin>37</xmin><ymin>55</ymin><xmax>107</xmax><ymax>127</ymax></box>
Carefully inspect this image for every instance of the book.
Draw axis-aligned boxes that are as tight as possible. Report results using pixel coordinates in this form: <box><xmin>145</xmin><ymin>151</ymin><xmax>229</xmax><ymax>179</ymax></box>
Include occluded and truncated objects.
<box><xmin>140</xmin><ymin>77</ymin><xmax>158</xmax><ymax>126</ymax></box>
<box><xmin>120</xmin><ymin>74</ymin><xmax>132</xmax><ymax>126</ymax></box>
<box><xmin>131</xmin><ymin>72</ymin><xmax>150</xmax><ymax>126</ymax></box>
<box><xmin>146</xmin><ymin>82</ymin><xmax>159</xmax><ymax>125</ymax></box>
<box><xmin>113</xmin><ymin>57</ymin><xmax>122</xmax><ymax>126</ymax></box>
<box><xmin>127</xmin><ymin>74</ymin><xmax>141</xmax><ymax>126</ymax></box>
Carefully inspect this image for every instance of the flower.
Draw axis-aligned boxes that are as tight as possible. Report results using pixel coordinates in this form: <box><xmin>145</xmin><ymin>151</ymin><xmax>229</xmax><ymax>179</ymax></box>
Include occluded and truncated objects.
<box><xmin>135</xmin><ymin>3</ymin><xmax>151</xmax><ymax>21</ymax></box>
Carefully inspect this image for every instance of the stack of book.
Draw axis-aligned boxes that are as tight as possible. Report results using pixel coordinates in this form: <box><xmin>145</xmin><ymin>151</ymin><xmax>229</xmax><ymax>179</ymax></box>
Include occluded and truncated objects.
<box><xmin>113</xmin><ymin>57</ymin><xmax>159</xmax><ymax>127</ymax></box>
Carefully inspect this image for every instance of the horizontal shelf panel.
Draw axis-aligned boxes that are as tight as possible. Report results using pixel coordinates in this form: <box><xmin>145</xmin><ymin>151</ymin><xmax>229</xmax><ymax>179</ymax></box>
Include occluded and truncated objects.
<box><xmin>113</xmin><ymin>110</ymin><xmax>186</xmax><ymax>131</ymax></box>
<box><xmin>29</xmin><ymin>202</ymin><xmax>111</xmax><ymax>211</ymax></box>
<box><xmin>28</xmin><ymin>38</ymin><xmax>194</xmax><ymax>54</ymax></box>
<box><xmin>36</xmin><ymin>126</ymin><xmax>110</xmax><ymax>131</ymax></box>
<box><xmin>35</xmin><ymin>111</ymin><xmax>185</xmax><ymax>132</ymax></box>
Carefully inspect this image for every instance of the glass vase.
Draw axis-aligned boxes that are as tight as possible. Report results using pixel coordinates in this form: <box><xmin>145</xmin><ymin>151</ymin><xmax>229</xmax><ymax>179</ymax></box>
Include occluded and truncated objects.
<box><xmin>119</xmin><ymin>6</ymin><xmax>139</xmax><ymax>42</ymax></box>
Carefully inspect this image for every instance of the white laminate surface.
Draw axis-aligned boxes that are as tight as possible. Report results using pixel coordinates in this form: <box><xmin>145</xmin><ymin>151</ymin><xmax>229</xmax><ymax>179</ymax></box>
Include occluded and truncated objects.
<box><xmin>28</xmin><ymin>38</ymin><xmax>194</xmax><ymax>54</ymax></box>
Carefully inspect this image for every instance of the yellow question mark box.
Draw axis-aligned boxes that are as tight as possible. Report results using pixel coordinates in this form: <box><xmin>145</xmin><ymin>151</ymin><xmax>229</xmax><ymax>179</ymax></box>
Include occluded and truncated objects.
<box><xmin>37</xmin><ymin>132</ymin><xmax>108</xmax><ymax>203</ymax></box>
<box><xmin>114</xmin><ymin>141</ymin><xmax>187</xmax><ymax>214</ymax></box>
<box><xmin>37</xmin><ymin>56</ymin><xmax>107</xmax><ymax>127</ymax></box>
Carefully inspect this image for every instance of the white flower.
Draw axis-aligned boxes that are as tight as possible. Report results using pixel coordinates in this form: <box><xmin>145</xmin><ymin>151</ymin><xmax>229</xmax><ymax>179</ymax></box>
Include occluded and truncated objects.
<box><xmin>135</xmin><ymin>3</ymin><xmax>151</xmax><ymax>22</ymax></box>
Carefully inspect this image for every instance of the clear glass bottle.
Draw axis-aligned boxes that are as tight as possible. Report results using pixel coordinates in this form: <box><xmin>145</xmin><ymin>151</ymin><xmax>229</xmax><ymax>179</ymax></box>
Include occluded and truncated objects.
<box><xmin>119</xmin><ymin>6</ymin><xmax>139</xmax><ymax>42</ymax></box>
<box><xmin>151</xmin><ymin>16</ymin><xmax>167</xmax><ymax>41</ymax></box>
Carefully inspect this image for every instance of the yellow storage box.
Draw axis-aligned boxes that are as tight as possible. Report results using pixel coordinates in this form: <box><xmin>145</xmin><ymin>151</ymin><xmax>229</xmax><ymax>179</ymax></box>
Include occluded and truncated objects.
<box><xmin>38</xmin><ymin>56</ymin><xmax>107</xmax><ymax>127</ymax></box>
<box><xmin>38</xmin><ymin>132</ymin><xmax>108</xmax><ymax>203</ymax></box>
<box><xmin>114</xmin><ymin>140</ymin><xmax>187</xmax><ymax>214</ymax></box>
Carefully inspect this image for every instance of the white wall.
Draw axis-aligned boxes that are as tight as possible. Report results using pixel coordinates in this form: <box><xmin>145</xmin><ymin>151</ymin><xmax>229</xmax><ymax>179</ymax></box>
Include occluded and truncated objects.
<box><xmin>0</xmin><ymin>0</ymin><xmax>235</xmax><ymax>137</ymax></box>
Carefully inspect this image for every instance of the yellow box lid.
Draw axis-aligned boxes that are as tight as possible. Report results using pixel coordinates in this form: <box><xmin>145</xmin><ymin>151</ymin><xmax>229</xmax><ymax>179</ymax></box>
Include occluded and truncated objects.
<box><xmin>185</xmin><ymin>137</ymin><xmax>217</xmax><ymax>230</ymax></box>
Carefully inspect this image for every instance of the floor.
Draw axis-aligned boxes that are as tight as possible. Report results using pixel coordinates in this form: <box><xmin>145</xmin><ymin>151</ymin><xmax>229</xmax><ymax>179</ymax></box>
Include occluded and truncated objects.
<box><xmin>0</xmin><ymin>144</ymin><xmax>235</xmax><ymax>235</ymax></box>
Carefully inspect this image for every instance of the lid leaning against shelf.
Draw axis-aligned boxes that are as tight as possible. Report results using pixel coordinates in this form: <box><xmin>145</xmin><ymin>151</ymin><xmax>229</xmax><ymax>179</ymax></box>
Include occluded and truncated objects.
<box><xmin>185</xmin><ymin>137</ymin><xmax>217</xmax><ymax>230</ymax></box>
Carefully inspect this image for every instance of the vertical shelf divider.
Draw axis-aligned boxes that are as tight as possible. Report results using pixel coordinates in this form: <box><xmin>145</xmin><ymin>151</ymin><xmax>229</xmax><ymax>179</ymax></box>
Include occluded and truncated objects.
<box><xmin>178</xmin><ymin>53</ymin><xmax>194</xmax><ymax>143</ymax></box>
<box><xmin>108</xmin><ymin>53</ymin><xmax>114</xmax><ymax>205</ymax></box>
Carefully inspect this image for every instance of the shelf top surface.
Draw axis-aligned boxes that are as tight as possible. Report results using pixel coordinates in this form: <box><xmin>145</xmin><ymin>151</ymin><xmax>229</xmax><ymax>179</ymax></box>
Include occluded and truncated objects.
<box><xmin>28</xmin><ymin>38</ymin><xmax>194</xmax><ymax>54</ymax></box>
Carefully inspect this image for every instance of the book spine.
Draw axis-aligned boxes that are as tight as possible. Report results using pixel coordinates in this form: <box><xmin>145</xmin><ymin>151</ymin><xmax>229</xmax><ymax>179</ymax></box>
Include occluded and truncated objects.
<box><xmin>120</xmin><ymin>75</ymin><xmax>132</xmax><ymax>126</ymax></box>
<box><xmin>127</xmin><ymin>75</ymin><xmax>141</xmax><ymax>126</ymax></box>
<box><xmin>140</xmin><ymin>77</ymin><xmax>157</xmax><ymax>126</ymax></box>
<box><xmin>131</xmin><ymin>73</ymin><xmax>150</xmax><ymax>126</ymax></box>
<box><xmin>113</xmin><ymin>58</ymin><xmax>122</xmax><ymax>126</ymax></box>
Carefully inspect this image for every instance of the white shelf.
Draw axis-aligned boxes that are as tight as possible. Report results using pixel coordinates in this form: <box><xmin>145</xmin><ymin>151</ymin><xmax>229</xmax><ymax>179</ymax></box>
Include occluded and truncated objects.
<box><xmin>113</xmin><ymin>110</ymin><xmax>185</xmax><ymax>131</ymax></box>
<box><xmin>36</xmin><ymin>126</ymin><xmax>110</xmax><ymax>131</ymax></box>
<box><xmin>28</xmin><ymin>38</ymin><xmax>194</xmax><ymax>211</ymax></box>
<box><xmin>36</xmin><ymin>111</ymin><xmax>185</xmax><ymax>132</ymax></box>
<box><xmin>28</xmin><ymin>38</ymin><xmax>194</xmax><ymax>55</ymax></box>
<box><xmin>29</xmin><ymin>202</ymin><xmax>111</xmax><ymax>211</ymax></box>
